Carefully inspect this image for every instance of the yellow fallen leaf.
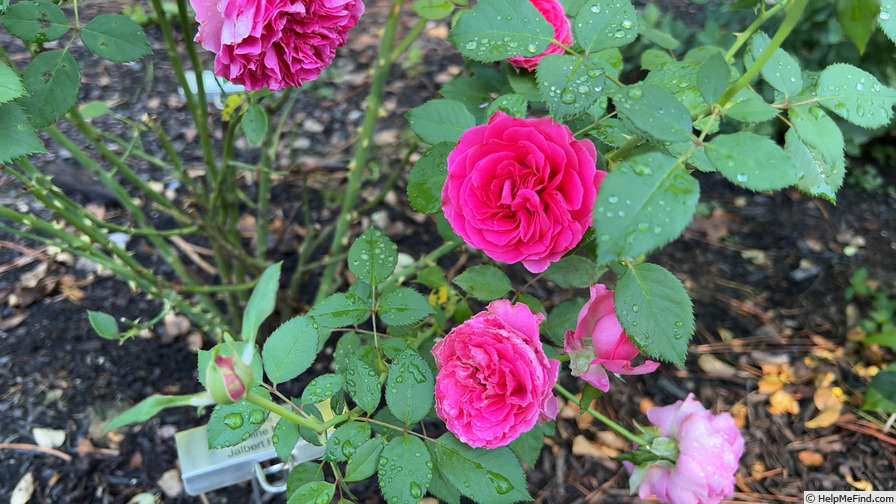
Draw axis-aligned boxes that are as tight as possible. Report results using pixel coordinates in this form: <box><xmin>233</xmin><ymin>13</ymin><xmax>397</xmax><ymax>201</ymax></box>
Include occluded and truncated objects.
<box><xmin>767</xmin><ymin>389</ymin><xmax>799</xmax><ymax>415</ymax></box>
<box><xmin>729</xmin><ymin>403</ymin><xmax>747</xmax><ymax>429</ymax></box>
<box><xmin>571</xmin><ymin>435</ymin><xmax>613</xmax><ymax>459</ymax></box>
<box><xmin>698</xmin><ymin>354</ymin><xmax>738</xmax><ymax>379</ymax></box>
<box><xmin>758</xmin><ymin>375</ymin><xmax>785</xmax><ymax>394</ymax></box>
<box><xmin>845</xmin><ymin>473</ymin><xmax>873</xmax><ymax>491</ymax></box>
<box><xmin>805</xmin><ymin>404</ymin><xmax>842</xmax><ymax>429</ymax></box>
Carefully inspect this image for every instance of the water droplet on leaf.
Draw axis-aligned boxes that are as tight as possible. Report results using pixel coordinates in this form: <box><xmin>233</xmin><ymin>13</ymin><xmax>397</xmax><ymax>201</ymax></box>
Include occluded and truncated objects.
<box><xmin>223</xmin><ymin>413</ymin><xmax>243</xmax><ymax>429</ymax></box>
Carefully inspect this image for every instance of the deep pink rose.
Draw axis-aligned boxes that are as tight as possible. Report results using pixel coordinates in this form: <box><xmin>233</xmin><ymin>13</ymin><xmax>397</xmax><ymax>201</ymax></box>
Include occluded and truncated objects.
<box><xmin>441</xmin><ymin>111</ymin><xmax>604</xmax><ymax>273</ymax></box>
<box><xmin>564</xmin><ymin>284</ymin><xmax>660</xmax><ymax>392</ymax></box>
<box><xmin>506</xmin><ymin>0</ymin><xmax>572</xmax><ymax>71</ymax></box>
<box><xmin>628</xmin><ymin>394</ymin><xmax>744</xmax><ymax>504</ymax></box>
<box><xmin>432</xmin><ymin>300</ymin><xmax>560</xmax><ymax>448</ymax></box>
<box><xmin>190</xmin><ymin>0</ymin><xmax>364</xmax><ymax>90</ymax></box>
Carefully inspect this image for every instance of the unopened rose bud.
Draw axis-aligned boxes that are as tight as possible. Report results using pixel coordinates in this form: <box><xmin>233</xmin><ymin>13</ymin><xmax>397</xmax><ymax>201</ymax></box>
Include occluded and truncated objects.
<box><xmin>205</xmin><ymin>347</ymin><xmax>253</xmax><ymax>404</ymax></box>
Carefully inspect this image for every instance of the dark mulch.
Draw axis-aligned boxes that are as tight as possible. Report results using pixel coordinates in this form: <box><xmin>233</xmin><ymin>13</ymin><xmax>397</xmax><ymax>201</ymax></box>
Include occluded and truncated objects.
<box><xmin>3</xmin><ymin>1</ymin><xmax>896</xmax><ymax>503</ymax></box>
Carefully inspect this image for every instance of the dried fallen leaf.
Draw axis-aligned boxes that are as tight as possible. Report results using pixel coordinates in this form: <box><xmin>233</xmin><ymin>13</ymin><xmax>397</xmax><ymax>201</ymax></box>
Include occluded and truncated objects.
<box><xmin>127</xmin><ymin>493</ymin><xmax>157</xmax><ymax>504</ymax></box>
<box><xmin>698</xmin><ymin>354</ymin><xmax>739</xmax><ymax>379</ymax></box>
<box><xmin>32</xmin><ymin>427</ymin><xmax>66</xmax><ymax>449</ymax></box>
<box><xmin>639</xmin><ymin>397</ymin><xmax>655</xmax><ymax>415</ymax></box>
<box><xmin>157</xmin><ymin>468</ymin><xmax>183</xmax><ymax>498</ymax></box>
<box><xmin>814</xmin><ymin>386</ymin><xmax>842</xmax><ymax>410</ymax></box>
<box><xmin>845</xmin><ymin>473</ymin><xmax>873</xmax><ymax>491</ymax></box>
<box><xmin>798</xmin><ymin>450</ymin><xmax>824</xmax><ymax>467</ymax></box>
<box><xmin>805</xmin><ymin>405</ymin><xmax>842</xmax><ymax>429</ymax></box>
<box><xmin>767</xmin><ymin>389</ymin><xmax>800</xmax><ymax>415</ymax></box>
<box><xmin>11</xmin><ymin>472</ymin><xmax>35</xmax><ymax>504</ymax></box>
<box><xmin>729</xmin><ymin>403</ymin><xmax>748</xmax><ymax>429</ymax></box>
<box><xmin>571</xmin><ymin>435</ymin><xmax>616</xmax><ymax>459</ymax></box>
<box><xmin>757</xmin><ymin>375</ymin><xmax>785</xmax><ymax>394</ymax></box>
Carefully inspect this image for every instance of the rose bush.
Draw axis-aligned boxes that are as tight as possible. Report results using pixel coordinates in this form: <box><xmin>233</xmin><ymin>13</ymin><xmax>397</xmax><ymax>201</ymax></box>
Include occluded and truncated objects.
<box><xmin>441</xmin><ymin>111</ymin><xmax>605</xmax><ymax>273</ymax></box>
<box><xmin>190</xmin><ymin>0</ymin><xmax>365</xmax><ymax>90</ymax></box>
<box><xmin>432</xmin><ymin>300</ymin><xmax>560</xmax><ymax>448</ymax></box>
<box><xmin>564</xmin><ymin>284</ymin><xmax>660</xmax><ymax>391</ymax></box>
<box><xmin>505</xmin><ymin>0</ymin><xmax>572</xmax><ymax>71</ymax></box>
<box><xmin>627</xmin><ymin>394</ymin><xmax>744</xmax><ymax>504</ymax></box>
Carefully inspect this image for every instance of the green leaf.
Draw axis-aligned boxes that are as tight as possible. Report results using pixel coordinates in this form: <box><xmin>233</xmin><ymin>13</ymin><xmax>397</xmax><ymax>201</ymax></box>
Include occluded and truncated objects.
<box><xmin>543</xmin><ymin>256</ymin><xmax>600</xmax><ymax>289</ymax></box>
<box><xmin>345</xmin><ymin>357</ymin><xmax>382</xmax><ymax>414</ymax></box>
<box><xmin>286</xmin><ymin>481</ymin><xmax>335</xmax><ymax>504</ymax></box>
<box><xmin>641</xmin><ymin>48</ymin><xmax>674</xmax><ymax>71</ymax></box>
<box><xmin>879</xmin><ymin>0</ymin><xmax>896</xmax><ymax>44</ymax></box>
<box><xmin>816</xmin><ymin>63</ymin><xmax>896</xmax><ymax>129</ymax></box>
<box><xmin>105</xmin><ymin>393</ymin><xmax>208</xmax><ymax>431</ymax></box>
<box><xmin>696</xmin><ymin>52</ymin><xmax>730</xmax><ymax>105</ymax></box>
<box><xmin>1</xmin><ymin>0</ymin><xmax>69</xmax><ymax>42</ymax></box>
<box><xmin>79</xmin><ymin>101</ymin><xmax>111</xmax><ymax>119</ymax></box>
<box><xmin>406</xmin><ymin>99</ymin><xmax>477</xmax><ymax>145</ymax></box>
<box><xmin>297</xmin><ymin>404</ymin><xmax>325</xmax><ymax>447</ymax></box>
<box><xmin>345</xmin><ymin>437</ymin><xmax>386</xmax><ymax>482</ymax></box>
<box><xmin>486</xmin><ymin>93</ymin><xmax>528</xmax><ymax>118</ymax></box>
<box><xmin>408</xmin><ymin>142</ymin><xmax>450</xmax><ymax>214</ymax></box>
<box><xmin>430</xmin><ymin>433</ymin><xmax>531</xmax><ymax>504</ymax></box>
<box><xmin>286</xmin><ymin>463</ymin><xmax>325</xmax><ymax>497</ymax></box>
<box><xmin>508</xmin><ymin>423</ymin><xmax>547</xmax><ymax>467</ymax></box>
<box><xmin>18</xmin><ymin>50</ymin><xmax>80</xmax><ymax>128</ymax></box>
<box><xmin>536</xmin><ymin>53</ymin><xmax>609</xmax><ymax>118</ymax></box>
<box><xmin>747</xmin><ymin>31</ymin><xmax>802</xmax><ymax>97</ymax></box>
<box><xmin>614</xmin><ymin>263</ymin><xmax>693</xmax><ymax>364</ymax></box>
<box><xmin>88</xmin><ymin>310</ymin><xmax>119</xmax><ymax>340</ymax></box>
<box><xmin>862</xmin><ymin>331</ymin><xmax>896</xmax><ymax>350</ymax></box>
<box><xmin>594</xmin><ymin>151</ymin><xmax>699</xmax><ymax>265</ymax></box>
<box><xmin>705</xmin><ymin>131</ymin><xmax>799</xmax><ymax>191</ymax></box>
<box><xmin>543</xmin><ymin>298</ymin><xmax>586</xmax><ymax>346</ymax></box>
<box><xmin>575</xmin><ymin>0</ymin><xmax>639</xmax><ymax>53</ymax></box>
<box><xmin>452</xmin><ymin>264</ymin><xmax>512</xmax><ymax>301</ymax></box>
<box><xmin>241</xmin><ymin>262</ymin><xmax>281</xmax><ymax>346</ymax></box>
<box><xmin>0</xmin><ymin>60</ymin><xmax>26</xmax><ymax>105</ymax></box>
<box><xmin>836</xmin><ymin>0</ymin><xmax>881</xmax><ymax>54</ymax></box>
<box><xmin>863</xmin><ymin>365</ymin><xmax>896</xmax><ymax>413</ymax></box>
<box><xmin>324</xmin><ymin>421</ymin><xmax>371</xmax><ymax>462</ymax></box>
<box><xmin>448</xmin><ymin>0</ymin><xmax>552</xmax><ymax>62</ymax></box>
<box><xmin>413</xmin><ymin>0</ymin><xmax>454</xmax><ymax>19</ymax></box>
<box><xmin>609</xmin><ymin>84</ymin><xmax>693</xmax><ymax>142</ymax></box>
<box><xmin>427</xmin><ymin>459</ymin><xmax>462</xmax><ymax>504</ymax></box>
<box><xmin>786</xmin><ymin>105</ymin><xmax>845</xmax><ymax>202</ymax></box>
<box><xmin>378</xmin><ymin>435</ymin><xmax>433</xmax><ymax>504</ymax></box>
<box><xmin>207</xmin><ymin>392</ymin><xmax>270</xmax><ymax>449</ymax></box>
<box><xmin>643</xmin><ymin>60</ymin><xmax>703</xmax><ymax>115</ymax></box>
<box><xmin>262</xmin><ymin>316</ymin><xmax>319</xmax><ymax>385</ymax></box>
<box><xmin>637</xmin><ymin>19</ymin><xmax>679</xmax><ymax>50</ymax></box>
<box><xmin>274</xmin><ymin>417</ymin><xmax>300</xmax><ymax>461</ymax></box>
<box><xmin>300</xmin><ymin>373</ymin><xmax>345</xmax><ymax>405</ymax></box>
<box><xmin>348</xmin><ymin>227</ymin><xmax>398</xmax><ymax>286</ymax></box>
<box><xmin>308</xmin><ymin>292</ymin><xmax>371</xmax><ymax>327</ymax></box>
<box><xmin>386</xmin><ymin>349</ymin><xmax>434</xmax><ymax>425</ymax></box>
<box><xmin>723</xmin><ymin>87</ymin><xmax>778</xmax><ymax>123</ymax></box>
<box><xmin>81</xmin><ymin>14</ymin><xmax>152</xmax><ymax>62</ymax></box>
<box><xmin>378</xmin><ymin>287</ymin><xmax>433</xmax><ymax>327</ymax></box>
<box><xmin>242</xmin><ymin>103</ymin><xmax>268</xmax><ymax>147</ymax></box>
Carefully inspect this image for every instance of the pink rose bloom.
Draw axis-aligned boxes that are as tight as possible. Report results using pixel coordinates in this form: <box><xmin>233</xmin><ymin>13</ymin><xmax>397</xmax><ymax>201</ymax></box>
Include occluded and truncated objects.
<box><xmin>442</xmin><ymin>111</ymin><xmax>604</xmax><ymax>274</ymax></box>
<box><xmin>629</xmin><ymin>394</ymin><xmax>744</xmax><ymax>504</ymax></box>
<box><xmin>432</xmin><ymin>300</ymin><xmax>560</xmax><ymax>448</ymax></box>
<box><xmin>506</xmin><ymin>0</ymin><xmax>572</xmax><ymax>71</ymax></box>
<box><xmin>564</xmin><ymin>284</ymin><xmax>660</xmax><ymax>392</ymax></box>
<box><xmin>190</xmin><ymin>0</ymin><xmax>364</xmax><ymax>90</ymax></box>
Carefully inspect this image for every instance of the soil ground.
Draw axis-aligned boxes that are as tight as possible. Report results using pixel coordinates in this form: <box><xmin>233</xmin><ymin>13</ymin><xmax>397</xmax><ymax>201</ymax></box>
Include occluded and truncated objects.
<box><xmin>2</xmin><ymin>2</ymin><xmax>896</xmax><ymax>503</ymax></box>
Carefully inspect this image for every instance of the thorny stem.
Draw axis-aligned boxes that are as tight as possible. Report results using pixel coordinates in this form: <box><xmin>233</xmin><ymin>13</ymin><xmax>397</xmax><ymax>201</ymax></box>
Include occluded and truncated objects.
<box><xmin>246</xmin><ymin>391</ymin><xmax>350</xmax><ymax>433</ymax></box>
<box><xmin>724</xmin><ymin>1</ymin><xmax>789</xmax><ymax>62</ymax></box>
<box><xmin>715</xmin><ymin>0</ymin><xmax>809</xmax><ymax>108</ymax></box>
<box><xmin>314</xmin><ymin>0</ymin><xmax>405</xmax><ymax>304</ymax></box>
<box><xmin>554</xmin><ymin>383</ymin><xmax>650</xmax><ymax>447</ymax></box>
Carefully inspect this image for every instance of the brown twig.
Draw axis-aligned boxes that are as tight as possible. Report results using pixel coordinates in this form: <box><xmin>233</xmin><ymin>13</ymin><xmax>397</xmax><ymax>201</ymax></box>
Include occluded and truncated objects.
<box><xmin>0</xmin><ymin>442</ymin><xmax>73</xmax><ymax>462</ymax></box>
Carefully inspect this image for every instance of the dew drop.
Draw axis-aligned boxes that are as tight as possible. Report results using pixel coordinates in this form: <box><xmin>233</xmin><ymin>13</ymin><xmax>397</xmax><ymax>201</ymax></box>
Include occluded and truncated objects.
<box><xmin>881</xmin><ymin>11</ymin><xmax>891</xmax><ymax>20</ymax></box>
<box><xmin>223</xmin><ymin>413</ymin><xmax>243</xmax><ymax>429</ymax></box>
<box><xmin>590</xmin><ymin>4</ymin><xmax>601</xmax><ymax>13</ymax></box>
<box><xmin>248</xmin><ymin>409</ymin><xmax>265</xmax><ymax>424</ymax></box>
<box><xmin>674</xmin><ymin>321</ymin><xmax>684</xmax><ymax>327</ymax></box>
<box><xmin>608</xmin><ymin>195</ymin><xmax>619</xmax><ymax>203</ymax></box>
<box><xmin>614</xmin><ymin>30</ymin><xmax>626</xmax><ymax>38</ymax></box>
<box><xmin>560</xmin><ymin>88</ymin><xmax>577</xmax><ymax>104</ymax></box>
<box><xmin>410</xmin><ymin>482</ymin><xmax>423</xmax><ymax>498</ymax></box>
<box><xmin>627</xmin><ymin>87</ymin><xmax>643</xmax><ymax>99</ymax></box>
<box><xmin>487</xmin><ymin>471</ymin><xmax>514</xmax><ymax>495</ymax></box>
<box><xmin>621</xmin><ymin>19</ymin><xmax>633</xmax><ymax>29</ymax></box>
<box><xmin>856</xmin><ymin>82</ymin><xmax>864</xmax><ymax>91</ymax></box>
<box><xmin>638</xmin><ymin>222</ymin><xmax>649</xmax><ymax>232</ymax></box>
<box><xmin>465</xmin><ymin>41</ymin><xmax>478</xmax><ymax>50</ymax></box>
<box><xmin>632</xmin><ymin>304</ymin><xmax>639</xmax><ymax>313</ymax></box>
<box><xmin>600</xmin><ymin>234</ymin><xmax>610</xmax><ymax>242</ymax></box>
<box><xmin>736</xmin><ymin>173</ymin><xmax>748</xmax><ymax>183</ymax></box>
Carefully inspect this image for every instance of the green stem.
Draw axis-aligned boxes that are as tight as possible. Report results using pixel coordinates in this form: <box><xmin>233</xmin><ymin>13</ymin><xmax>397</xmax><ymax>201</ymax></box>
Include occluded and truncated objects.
<box><xmin>724</xmin><ymin>1</ymin><xmax>788</xmax><ymax>62</ymax></box>
<box><xmin>245</xmin><ymin>391</ymin><xmax>350</xmax><ymax>433</ymax></box>
<box><xmin>314</xmin><ymin>0</ymin><xmax>404</xmax><ymax>304</ymax></box>
<box><xmin>390</xmin><ymin>17</ymin><xmax>427</xmax><ymax>63</ymax></box>
<box><xmin>379</xmin><ymin>241</ymin><xmax>459</xmax><ymax>291</ymax></box>
<box><xmin>554</xmin><ymin>383</ymin><xmax>649</xmax><ymax>446</ymax></box>
<box><xmin>604</xmin><ymin>136</ymin><xmax>645</xmax><ymax>164</ymax></box>
<box><xmin>715</xmin><ymin>0</ymin><xmax>809</xmax><ymax>108</ymax></box>
<box><xmin>257</xmin><ymin>90</ymin><xmax>300</xmax><ymax>261</ymax></box>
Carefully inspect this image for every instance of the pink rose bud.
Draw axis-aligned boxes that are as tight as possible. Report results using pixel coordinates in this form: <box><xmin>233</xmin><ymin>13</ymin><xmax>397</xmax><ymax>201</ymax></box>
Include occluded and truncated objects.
<box><xmin>628</xmin><ymin>394</ymin><xmax>744</xmax><ymax>504</ymax></box>
<box><xmin>190</xmin><ymin>0</ymin><xmax>365</xmax><ymax>90</ymax></box>
<box><xmin>205</xmin><ymin>347</ymin><xmax>253</xmax><ymax>404</ymax></box>
<box><xmin>432</xmin><ymin>300</ymin><xmax>560</xmax><ymax>448</ymax></box>
<box><xmin>442</xmin><ymin>112</ymin><xmax>606</xmax><ymax>273</ymax></box>
<box><xmin>506</xmin><ymin>0</ymin><xmax>573</xmax><ymax>71</ymax></box>
<box><xmin>564</xmin><ymin>284</ymin><xmax>660</xmax><ymax>392</ymax></box>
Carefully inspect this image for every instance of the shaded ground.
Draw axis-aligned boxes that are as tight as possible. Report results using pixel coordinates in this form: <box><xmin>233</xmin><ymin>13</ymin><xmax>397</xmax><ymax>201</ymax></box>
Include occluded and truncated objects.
<box><xmin>3</xmin><ymin>1</ymin><xmax>896</xmax><ymax>503</ymax></box>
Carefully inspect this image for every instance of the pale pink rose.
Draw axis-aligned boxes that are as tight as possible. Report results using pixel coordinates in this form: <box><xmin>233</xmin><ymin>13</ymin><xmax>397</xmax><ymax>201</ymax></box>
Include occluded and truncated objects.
<box><xmin>564</xmin><ymin>284</ymin><xmax>660</xmax><ymax>392</ymax></box>
<box><xmin>629</xmin><ymin>394</ymin><xmax>744</xmax><ymax>504</ymax></box>
<box><xmin>432</xmin><ymin>300</ymin><xmax>560</xmax><ymax>448</ymax></box>
<box><xmin>506</xmin><ymin>0</ymin><xmax>572</xmax><ymax>71</ymax></box>
<box><xmin>190</xmin><ymin>0</ymin><xmax>364</xmax><ymax>90</ymax></box>
<box><xmin>441</xmin><ymin>111</ymin><xmax>604</xmax><ymax>273</ymax></box>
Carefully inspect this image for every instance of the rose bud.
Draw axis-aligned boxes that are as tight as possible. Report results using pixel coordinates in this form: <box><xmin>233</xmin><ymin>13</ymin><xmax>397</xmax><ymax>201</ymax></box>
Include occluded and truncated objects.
<box><xmin>205</xmin><ymin>346</ymin><xmax>254</xmax><ymax>404</ymax></box>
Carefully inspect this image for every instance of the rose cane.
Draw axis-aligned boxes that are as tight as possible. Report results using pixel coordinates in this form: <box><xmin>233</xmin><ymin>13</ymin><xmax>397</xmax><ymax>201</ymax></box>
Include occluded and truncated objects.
<box><xmin>441</xmin><ymin>111</ymin><xmax>606</xmax><ymax>273</ymax></box>
<box><xmin>505</xmin><ymin>0</ymin><xmax>573</xmax><ymax>71</ymax></box>
<box><xmin>564</xmin><ymin>283</ymin><xmax>660</xmax><ymax>392</ymax></box>
<box><xmin>432</xmin><ymin>300</ymin><xmax>560</xmax><ymax>448</ymax></box>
